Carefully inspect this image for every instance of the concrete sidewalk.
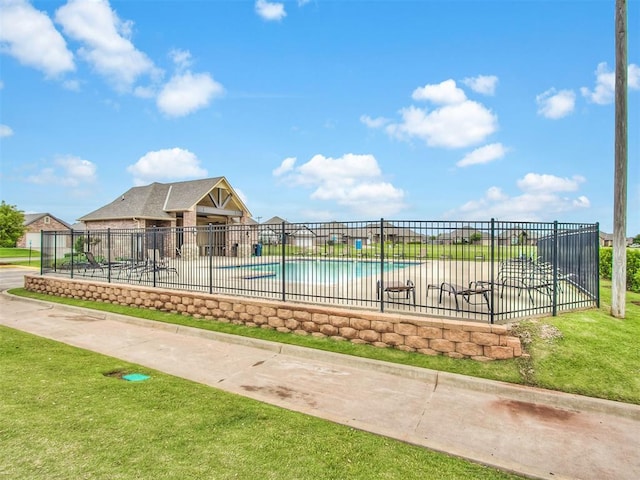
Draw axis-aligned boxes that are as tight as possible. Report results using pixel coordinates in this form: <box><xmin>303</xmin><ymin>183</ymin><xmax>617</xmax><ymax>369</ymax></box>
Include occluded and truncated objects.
<box><xmin>1</xmin><ymin>290</ymin><xmax>639</xmax><ymax>480</ymax></box>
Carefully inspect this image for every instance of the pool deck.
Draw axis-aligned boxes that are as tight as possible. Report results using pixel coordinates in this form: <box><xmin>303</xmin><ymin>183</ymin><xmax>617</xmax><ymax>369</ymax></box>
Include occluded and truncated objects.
<box><xmin>41</xmin><ymin>254</ymin><xmax>594</xmax><ymax>324</ymax></box>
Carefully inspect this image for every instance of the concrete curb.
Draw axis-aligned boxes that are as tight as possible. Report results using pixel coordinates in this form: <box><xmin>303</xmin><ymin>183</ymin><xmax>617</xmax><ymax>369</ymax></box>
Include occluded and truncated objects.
<box><xmin>4</xmin><ymin>290</ymin><xmax>640</xmax><ymax>422</ymax></box>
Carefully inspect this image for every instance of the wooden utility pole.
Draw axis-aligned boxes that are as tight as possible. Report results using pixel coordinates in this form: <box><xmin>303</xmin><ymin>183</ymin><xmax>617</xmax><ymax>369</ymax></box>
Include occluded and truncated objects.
<box><xmin>612</xmin><ymin>0</ymin><xmax>627</xmax><ymax>318</ymax></box>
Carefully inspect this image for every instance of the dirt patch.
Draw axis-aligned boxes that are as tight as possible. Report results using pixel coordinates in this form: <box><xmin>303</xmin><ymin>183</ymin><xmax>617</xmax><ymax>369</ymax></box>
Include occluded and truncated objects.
<box><xmin>539</xmin><ymin>324</ymin><xmax>563</xmax><ymax>341</ymax></box>
<box><xmin>493</xmin><ymin>399</ymin><xmax>576</xmax><ymax>423</ymax></box>
<box><xmin>241</xmin><ymin>384</ymin><xmax>318</xmax><ymax>407</ymax></box>
<box><xmin>103</xmin><ymin>369</ymin><xmax>128</xmax><ymax>379</ymax></box>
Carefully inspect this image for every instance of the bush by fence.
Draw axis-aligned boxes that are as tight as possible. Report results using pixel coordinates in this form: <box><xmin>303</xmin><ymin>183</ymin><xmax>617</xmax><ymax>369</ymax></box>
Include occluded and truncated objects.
<box><xmin>599</xmin><ymin>248</ymin><xmax>640</xmax><ymax>293</ymax></box>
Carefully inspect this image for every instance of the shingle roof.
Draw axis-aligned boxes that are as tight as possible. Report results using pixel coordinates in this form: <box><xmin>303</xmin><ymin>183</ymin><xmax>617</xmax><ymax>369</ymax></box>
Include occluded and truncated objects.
<box><xmin>78</xmin><ymin>177</ymin><xmax>242</xmax><ymax>222</ymax></box>
<box><xmin>163</xmin><ymin>177</ymin><xmax>224</xmax><ymax>211</ymax></box>
<box><xmin>78</xmin><ymin>183</ymin><xmax>173</xmax><ymax>221</ymax></box>
<box><xmin>23</xmin><ymin>213</ymin><xmax>72</xmax><ymax>229</ymax></box>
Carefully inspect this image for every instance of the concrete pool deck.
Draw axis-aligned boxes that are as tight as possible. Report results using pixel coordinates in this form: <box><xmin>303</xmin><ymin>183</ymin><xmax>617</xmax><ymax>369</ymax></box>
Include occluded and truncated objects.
<box><xmin>38</xmin><ymin>255</ymin><xmax>595</xmax><ymax>324</ymax></box>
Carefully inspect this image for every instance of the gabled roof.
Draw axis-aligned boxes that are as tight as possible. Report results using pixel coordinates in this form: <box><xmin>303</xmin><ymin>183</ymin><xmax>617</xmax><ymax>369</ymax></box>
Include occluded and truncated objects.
<box><xmin>163</xmin><ymin>177</ymin><xmax>226</xmax><ymax>211</ymax></box>
<box><xmin>262</xmin><ymin>216</ymin><xmax>288</xmax><ymax>225</ymax></box>
<box><xmin>79</xmin><ymin>177</ymin><xmax>249</xmax><ymax>222</ymax></box>
<box><xmin>24</xmin><ymin>213</ymin><xmax>72</xmax><ymax>229</ymax></box>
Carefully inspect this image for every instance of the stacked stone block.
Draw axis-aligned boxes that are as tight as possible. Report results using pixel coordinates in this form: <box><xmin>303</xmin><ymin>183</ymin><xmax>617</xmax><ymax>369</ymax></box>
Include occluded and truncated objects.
<box><xmin>24</xmin><ymin>275</ymin><xmax>522</xmax><ymax>361</ymax></box>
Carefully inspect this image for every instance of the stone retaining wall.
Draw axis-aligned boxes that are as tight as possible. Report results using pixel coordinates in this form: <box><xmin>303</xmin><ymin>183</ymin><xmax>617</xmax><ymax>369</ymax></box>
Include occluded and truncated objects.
<box><xmin>24</xmin><ymin>275</ymin><xmax>522</xmax><ymax>361</ymax></box>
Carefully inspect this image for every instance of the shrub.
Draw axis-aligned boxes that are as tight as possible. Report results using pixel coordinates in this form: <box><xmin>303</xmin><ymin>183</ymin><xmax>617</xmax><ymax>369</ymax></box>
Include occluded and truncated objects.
<box><xmin>600</xmin><ymin>247</ymin><xmax>640</xmax><ymax>293</ymax></box>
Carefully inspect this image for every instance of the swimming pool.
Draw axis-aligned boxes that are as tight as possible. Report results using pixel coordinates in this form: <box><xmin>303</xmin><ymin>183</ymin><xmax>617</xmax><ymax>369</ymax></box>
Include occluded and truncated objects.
<box><xmin>231</xmin><ymin>259</ymin><xmax>417</xmax><ymax>285</ymax></box>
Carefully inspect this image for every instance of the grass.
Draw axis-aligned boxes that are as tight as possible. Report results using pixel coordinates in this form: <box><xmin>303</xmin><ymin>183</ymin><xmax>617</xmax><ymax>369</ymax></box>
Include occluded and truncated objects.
<box><xmin>261</xmin><ymin>243</ymin><xmax>535</xmax><ymax>261</ymax></box>
<box><xmin>3</xmin><ymin>282</ymin><xmax>638</xmax><ymax>478</ymax></box>
<box><xmin>513</xmin><ymin>282</ymin><xmax>640</xmax><ymax>403</ymax></box>
<box><xmin>0</xmin><ymin>247</ymin><xmax>41</xmax><ymax>268</ymax></box>
<box><xmin>0</xmin><ymin>326</ymin><xmax>523</xmax><ymax>479</ymax></box>
<box><xmin>0</xmin><ymin>247</ymin><xmax>38</xmax><ymax>257</ymax></box>
<box><xmin>10</xmin><ymin>280</ymin><xmax>640</xmax><ymax>404</ymax></box>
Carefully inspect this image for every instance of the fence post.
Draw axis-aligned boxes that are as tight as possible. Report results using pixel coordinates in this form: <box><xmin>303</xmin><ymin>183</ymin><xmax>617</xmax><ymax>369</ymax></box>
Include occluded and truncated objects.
<box><xmin>107</xmin><ymin>228</ymin><xmax>111</xmax><ymax>283</ymax></box>
<box><xmin>595</xmin><ymin>222</ymin><xmax>601</xmax><ymax>308</ymax></box>
<box><xmin>552</xmin><ymin>221</ymin><xmax>558</xmax><ymax>316</ymax></box>
<box><xmin>379</xmin><ymin>218</ymin><xmax>385</xmax><ymax>313</ymax></box>
<box><xmin>208</xmin><ymin>225</ymin><xmax>213</xmax><ymax>295</ymax></box>
<box><xmin>490</xmin><ymin>218</ymin><xmax>495</xmax><ymax>324</ymax></box>
<box><xmin>70</xmin><ymin>229</ymin><xmax>75</xmax><ymax>278</ymax></box>
<box><xmin>281</xmin><ymin>221</ymin><xmax>286</xmax><ymax>302</ymax></box>
<box><xmin>152</xmin><ymin>228</ymin><xmax>158</xmax><ymax>288</ymax></box>
<box><xmin>40</xmin><ymin>230</ymin><xmax>45</xmax><ymax>274</ymax></box>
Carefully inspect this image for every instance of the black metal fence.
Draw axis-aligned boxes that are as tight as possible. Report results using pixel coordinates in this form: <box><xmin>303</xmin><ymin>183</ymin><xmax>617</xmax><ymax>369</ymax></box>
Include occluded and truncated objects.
<box><xmin>40</xmin><ymin>219</ymin><xmax>600</xmax><ymax>323</ymax></box>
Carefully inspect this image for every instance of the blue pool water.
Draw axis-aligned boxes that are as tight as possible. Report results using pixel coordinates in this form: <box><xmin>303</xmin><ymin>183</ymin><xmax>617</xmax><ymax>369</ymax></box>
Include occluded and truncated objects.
<box><xmin>233</xmin><ymin>259</ymin><xmax>416</xmax><ymax>285</ymax></box>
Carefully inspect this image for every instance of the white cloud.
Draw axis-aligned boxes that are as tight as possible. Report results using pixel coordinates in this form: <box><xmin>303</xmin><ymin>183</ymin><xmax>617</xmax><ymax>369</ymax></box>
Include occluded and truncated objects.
<box><xmin>573</xmin><ymin>196</ymin><xmax>591</xmax><ymax>208</ymax></box>
<box><xmin>385</xmin><ymin>101</ymin><xmax>498</xmax><ymax>148</ymax></box>
<box><xmin>360</xmin><ymin>115</ymin><xmax>389</xmax><ymax>129</ymax></box>
<box><xmin>55</xmin><ymin>0</ymin><xmax>158</xmax><ymax>91</ymax></box>
<box><xmin>630</xmin><ymin>64</ymin><xmax>640</xmax><ymax>89</ymax></box>
<box><xmin>156</xmin><ymin>71</ymin><xmax>224</xmax><ymax>117</ymax></box>
<box><xmin>127</xmin><ymin>148</ymin><xmax>207</xmax><ymax>185</ymax></box>
<box><xmin>255</xmin><ymin>0</ymin><xmax>286</xmax><ymax>21</ymax></box>
<box><xmin>169</xmin><ymin>48</ymin><xmax>192</xmax><ymax>72</ymax></box>
<box><xmin>462</xmin><ymin>75</ymin><xmax>498</xmax><ymax>95</ymax></box>
<box><xmin>536</xmin><ymin>88</ymin><xmax>576</xmax><ymax>119</ymax></box>
<box><xmin>517</xmin><ymin>173</ymin><xmax>585</xmax><ymax>193</ymax></box>
<box><xmin>273</xmin><ymin>157</ymin><xmax>296</xmax><ymax>176</ymax></box>
<box><xmin>0</xmin><ymin>124</ymin><xmax>14</xmax><ymax>137</ymax></box>
<box><xmin>457</xmin><ymin>143</ymin><xmax>507</xmax><ymax>167</ymax></box>
<box><xmin>366</xmin><ymin>79</ymin><xmax>498</xmax><ymax>149</ymax></box>
<box><xmin>580</xmin><ymin>62</ymin><xmax>640</xmax><ymax>105</ymax></box>
<box><xmin>0</xmin><ymin>0</ymin><xmax>75</xmax><ymax>77</ymax></box>
<box><xmin>27</xmin><ymin>155</ymin><xmax>97</xmax><ymax>187</ymax></box>
<box><xmin>445</xmin><ymin>173</ymin><xmax>589</xmax><ymax>222</ymax></box>
<box><xmin>276</xmin><ymin>153</ymin><xmax>405</xmax><ymax>217</ymax></box>
<box><xmin>412</xmin><ymin>79</ymin><xmax>466</xmax><ymax>105</ymax></box>
<box><xmin>486</xmin><ymin>186</ymin><xmax>507</xmax><ymax>201</ymax></box>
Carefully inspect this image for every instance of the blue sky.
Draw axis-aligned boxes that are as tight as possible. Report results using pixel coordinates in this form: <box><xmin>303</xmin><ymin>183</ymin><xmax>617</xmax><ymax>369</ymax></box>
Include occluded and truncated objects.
<box><xmin>1</xmin><ymin>0</ymin><xmax>638</xmax><ymax>234</ymax></box>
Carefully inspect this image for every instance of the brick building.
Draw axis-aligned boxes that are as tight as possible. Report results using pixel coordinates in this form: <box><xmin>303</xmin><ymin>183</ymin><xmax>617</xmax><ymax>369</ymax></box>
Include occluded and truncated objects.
<box><xmin>17</xmin><ymin>213</ymin><xmax>72</xmax><ymax>249</ymax></box>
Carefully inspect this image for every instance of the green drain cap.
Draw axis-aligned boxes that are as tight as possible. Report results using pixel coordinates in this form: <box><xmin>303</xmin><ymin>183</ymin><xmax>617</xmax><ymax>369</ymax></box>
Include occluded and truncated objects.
<box><xmin>122</xmin><ymin>373</ymin><xmax>150</xmax><ymax>382</ymax></box>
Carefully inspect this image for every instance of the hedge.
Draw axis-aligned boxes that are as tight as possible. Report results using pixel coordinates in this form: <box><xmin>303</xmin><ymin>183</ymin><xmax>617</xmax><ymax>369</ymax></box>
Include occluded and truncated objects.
<box><xmin>599</xmin><ymin>247</ymin><xmax>640</xmax><ymax>293</ymax></box>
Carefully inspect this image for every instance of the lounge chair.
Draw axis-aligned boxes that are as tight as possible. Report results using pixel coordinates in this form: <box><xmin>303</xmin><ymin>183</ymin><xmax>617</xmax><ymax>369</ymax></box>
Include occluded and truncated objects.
<box><xmin>82</xmin><ymin>251</ymin><xmax>104</xmax><ymax>276</ymax></box>
<box><xmin>439</xmin><ymin>282</ymin><xmax>492</xmax><ymax>312</ymax></box>
<box><xmin>84</xmin><ymin>251</ymin><xmax>130</xmax><ymax>277</ymax></box>
<box><xmin>377</xmin><ymin>280</ymin><xmax>416</xmax><ymax>305</ymax></box>
<box><xmin>138</xmin><ymin>249</ymin><xmax>178</xmax><ymax>280</ymax></box>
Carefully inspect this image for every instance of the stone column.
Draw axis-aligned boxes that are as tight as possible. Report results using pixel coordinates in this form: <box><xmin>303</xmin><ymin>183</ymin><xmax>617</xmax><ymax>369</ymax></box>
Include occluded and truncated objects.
<box><xmin>181</xmin><ymin>209</ymin><xmax>199</xmax><ymax>259</ymax></box>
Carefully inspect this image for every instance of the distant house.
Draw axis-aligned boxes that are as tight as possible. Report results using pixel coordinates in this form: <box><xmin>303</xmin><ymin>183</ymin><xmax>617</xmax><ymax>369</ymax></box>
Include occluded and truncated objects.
<box><xmin>17</xmin><ymin>213</ymin><xmax>71</xmax><ymax>249</ymax></box>
<box><xmin>599</xmin><ymin>232</ymin><xmax>635</xmax><ymax>247</ymax></box>
<box><xmin>497</xmin><ymin>228</ymin><xmax>537</xmax><ymax>247</ymax></box>
<box><xmin>259</xmin><ymin>216</ymin><xmax>291</xmax><ymax>245</ymax></box>
<box><xmin>599</xmin><ymin>232</ymin><xmax>613</xmax><ymax>247</ymax></box>
<box><xmin>78</xmin><ymin>177</ymin><xmax>253</xmax><ymax>257</ymax></box>
<box><xmin>437</xmin><ymin>227</ymin><xmax>489</xmax><ymax>246</ymax></box>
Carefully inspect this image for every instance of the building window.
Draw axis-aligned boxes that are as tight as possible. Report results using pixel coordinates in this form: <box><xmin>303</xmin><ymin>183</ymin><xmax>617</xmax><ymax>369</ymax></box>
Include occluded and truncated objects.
<box><xmin>44</xmin><ymin>216</ymin><xmax>50</xmax><ymax>224</ymax></box>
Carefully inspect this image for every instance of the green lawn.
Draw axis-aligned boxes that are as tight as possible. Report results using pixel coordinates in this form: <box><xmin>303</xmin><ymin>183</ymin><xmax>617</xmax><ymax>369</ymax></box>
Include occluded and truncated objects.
<box><xmin>0</xmin><ymin>327</ymin><xmax>522</xmax><ymax>480</ymax></box>
<box><xmin>3</xmin><ymin>282</ymin><xmax>638</xmax><ymax>479</ymax></box>
<box><xmin>0</xmin><ymin>247</ymin><xmax>38</xmax><ymax>257</ymax></box>
<box><xmin>261</xmin><ymin>242</ymin><xmax>535</xmax><ymax>261</ymax></box>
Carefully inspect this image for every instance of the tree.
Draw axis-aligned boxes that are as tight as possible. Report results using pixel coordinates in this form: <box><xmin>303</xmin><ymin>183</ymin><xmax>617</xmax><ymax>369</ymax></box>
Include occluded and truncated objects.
<box><xmin>469</xmin><ymin>232</ymin><xmax>482</xmax><ymax>244</ymax></box>
<box><xmin>0</xmin><ymin>201</ymin><xmax>26</xmax><ymax>247</ymax></box>
<box><xmin>633</xmin><ymin>234</ymin><xmax>640</xmax><ymax>245</ymax></box>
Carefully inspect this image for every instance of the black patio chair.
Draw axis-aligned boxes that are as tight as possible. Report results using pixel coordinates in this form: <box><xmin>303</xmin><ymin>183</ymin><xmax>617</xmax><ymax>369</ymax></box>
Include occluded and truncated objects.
<box><xmin>83</xmin><ymin>251</ymin><xmax>105</xmax><ymax>276</ymax></box>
